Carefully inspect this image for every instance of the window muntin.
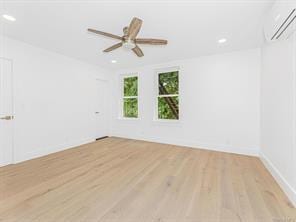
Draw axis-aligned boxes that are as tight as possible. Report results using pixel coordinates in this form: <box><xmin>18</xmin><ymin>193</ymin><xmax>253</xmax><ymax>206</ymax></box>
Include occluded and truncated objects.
<box><xmin>157</xmin><ymin>71</ymin><xmax>179</xmax><ymax>120</ymax></box>
<box><xmin>122</xmin><ymin>76</ymin><xmax>138</xmax><ymax>118</ymax></box>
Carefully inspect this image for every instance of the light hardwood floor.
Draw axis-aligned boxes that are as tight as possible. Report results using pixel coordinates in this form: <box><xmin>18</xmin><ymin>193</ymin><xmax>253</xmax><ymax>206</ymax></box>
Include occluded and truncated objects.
<box><xmin>0</xmin><ymin>137</ymin><xmax>295</xmax><ymax>222</ymax></box>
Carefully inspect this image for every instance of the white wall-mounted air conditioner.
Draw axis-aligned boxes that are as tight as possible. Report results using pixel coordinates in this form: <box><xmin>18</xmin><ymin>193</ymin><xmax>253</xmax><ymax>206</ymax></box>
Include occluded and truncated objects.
<box><xmin>264</xmin><ymin>0</ymin><xmax>296</xmax><ymax>42</ymax></box>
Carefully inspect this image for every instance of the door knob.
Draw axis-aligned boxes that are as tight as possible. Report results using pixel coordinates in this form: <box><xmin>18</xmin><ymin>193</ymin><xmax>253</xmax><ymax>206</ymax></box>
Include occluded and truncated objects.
<box><xmin>0</xmin><ymin>116</ymin><xmax>13</xmax><ymax>120</ymax></box>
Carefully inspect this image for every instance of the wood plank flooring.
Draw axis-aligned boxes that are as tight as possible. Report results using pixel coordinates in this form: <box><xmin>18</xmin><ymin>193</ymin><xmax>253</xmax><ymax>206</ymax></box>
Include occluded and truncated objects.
<box><xmin>0</xmin><ymin>137</ymin><xmax>295</xmax><ymax>222</ymax></box>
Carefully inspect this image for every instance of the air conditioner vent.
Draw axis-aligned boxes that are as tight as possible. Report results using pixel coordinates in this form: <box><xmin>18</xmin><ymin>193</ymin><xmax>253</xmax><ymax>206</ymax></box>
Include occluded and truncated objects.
<box><xmin>272</xmin><ymin>9</ymin><xmax>295</xmax><ymax>40</ymax></box>
<box><xmin>264</xmin><ymin>0</ymin><xmax>296</xmax><ymax>42</ymax></box>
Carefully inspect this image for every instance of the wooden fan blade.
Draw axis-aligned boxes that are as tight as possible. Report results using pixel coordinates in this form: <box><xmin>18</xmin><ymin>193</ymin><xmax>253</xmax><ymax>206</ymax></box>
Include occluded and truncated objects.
<box><xmin>88</xmin><ymin>28</ymin><xmax>122</xmax><ymax>40</ymax></box>
<box><xmin>135</xmin><ymin>38</ymin><xmax>168</xmax><ymax>45</ymax></box>
<box><xmin>103</xmin><ymin>42</ymin><xmax>123</xmax><ymax>52</ymax></box>
<box><xmin>132</xmin><ymin>45</ymin><xmax>144</xmax><ymax>57</ymax></box>
<box><xmin>128</xmin><ymin>17</ymin><xmax>142</xmax><ymax>40</ymax></box>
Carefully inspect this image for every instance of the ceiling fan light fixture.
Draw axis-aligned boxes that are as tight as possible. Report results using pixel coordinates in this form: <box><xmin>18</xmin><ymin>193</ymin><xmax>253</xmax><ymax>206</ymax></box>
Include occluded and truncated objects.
<box><xmin>123</xmin><ymin>40</ymin><xmax>136</xmax><ymax>50</ymax></box>
<box><xmin>88</xmin><ymin>17</ymin><xmax>168</xmax><ymax>57</ymax></box>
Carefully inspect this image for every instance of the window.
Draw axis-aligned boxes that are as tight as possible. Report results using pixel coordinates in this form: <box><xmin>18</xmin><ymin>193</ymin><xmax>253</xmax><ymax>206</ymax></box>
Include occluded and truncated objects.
<box><xmin>122</xmin><ymin>76</ymin><xmax>138</xmax><ymax>118</ymax></box>
<box><xmin>157</xmin><ymin>70</ymin><xmax>179</xmax><ymax>120</ymax></box>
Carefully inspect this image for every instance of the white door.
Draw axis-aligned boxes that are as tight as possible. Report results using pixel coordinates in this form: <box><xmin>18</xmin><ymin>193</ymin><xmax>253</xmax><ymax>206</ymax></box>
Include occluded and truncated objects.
<box><xmin>0</xmin><ymin>58</ymin><xmax>14</xmax><ymax>166</ymax></box>
<box><xmin>95</xmin><ymin>79</ymin><xmax>108</xmax><ymax>139</ymax></box>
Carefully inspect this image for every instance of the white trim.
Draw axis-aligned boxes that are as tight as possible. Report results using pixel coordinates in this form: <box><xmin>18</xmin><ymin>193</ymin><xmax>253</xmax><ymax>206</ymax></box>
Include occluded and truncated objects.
<box><xmin>155</xmin><ymin>66</ymin><xmax>180</xmax><ymax>74</ymax></box>
<box><xmin>123</xmin><ymin>96</ymin><xmax>138</xmax><ymax>99</ymax></box>
<box><xmin>13</xmin><ymin>137</ymin><xmax>96</xmax><ymax>165</ymax></box>
<box><xmin>119</xmin><ymin>73</ymin><xmax>139</xmax><ymax>78</ymax></box>
<box><xmin>152</xmin><ymin>119</ymin><xmax>181</xmax><ymax>124</ymax></box>
<box><xmin>0</xmin><ymin>58</ymin><xmax>15</xmax><ymax>166</ymax></box>
<box><xmin>158</xmin><ymin>94</ymin><xmax>179</xmax><ymax>98</ymax></box>
<box><xmin>117</xmin><ymin>117</ymin><xmax>141</xmax><ymax>121</ymax></box>
<box><xmin>293</xmin><ymin>32</ymin><xmax>296</xmax><ymax>190</ymax></box>
<box><xmin>111</xmin><ymin>134</ymin><xmax>259</xmax><ymax>157</ymax></box>
<box><xmin>11</xmin><ymin>59</ymin><xmax>15</xmax><ymax>165</ymax></box>
<box><xmin>260</xmin><ymin>152</ymin><xmax>296</xmax><ymax>207</ymax></box>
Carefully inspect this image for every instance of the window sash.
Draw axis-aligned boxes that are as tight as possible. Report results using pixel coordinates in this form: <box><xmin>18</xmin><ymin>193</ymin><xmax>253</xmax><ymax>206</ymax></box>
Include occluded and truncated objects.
<box><xmin>123</xmin><ymin>76</ymin><xmax>138</xmax><ymax>97</ymax></box>
<box><xmin>123</xmin><ymin>98</ymin><xmax>138</xmax><ymax>118</ymax></box>
<box><xmin>121</xmin><ymin>75</ymin><xmax>138</xmax><ymax>119</ymax></box>
<box><xmin>157</xmin><ymin>96</ymin><xmax>179</xmax><ymax>120</ymax></box>
<box><xmin>158</xmin><ymin>71</ymin><xmax>179</xmax><ymax>96</ymax></box>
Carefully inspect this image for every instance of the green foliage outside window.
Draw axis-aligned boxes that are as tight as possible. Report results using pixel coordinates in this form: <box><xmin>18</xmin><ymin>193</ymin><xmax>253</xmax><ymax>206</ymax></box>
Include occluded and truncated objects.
<box><xmin>123</xmin><ymin>76</ymin><xmax>138</xmax><ymax>118</ymax></box>
<box><xmin>158</xmin><ymin>71</ymin><xmax>179</xmax><ymax>120</ymax></box>
<box><xmin>123</xmin><ymin>98</ymin><xmax>138</xmax><ymax>118</ymax></box>
<box><xmin>124</xmin><ymin>76</ymin><xmax>138</xmax><ymax>96</ymax></box>
<box><xmin>159</xmin><ymin>71</ymin><xmax>178</xmax><ymax>95</ymax></box>
<box><xmin>158</xmin><ymin>96</ymin><xmax>179</xmax><ymax>119</ymax></box>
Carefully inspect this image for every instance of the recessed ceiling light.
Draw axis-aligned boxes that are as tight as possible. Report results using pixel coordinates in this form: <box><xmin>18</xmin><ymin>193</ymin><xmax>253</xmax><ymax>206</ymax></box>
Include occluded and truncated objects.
<box><xmin>2</xmin><ymin>14</ymin><xmax>16</xmax><ymax>22</ymax></box>
<box><xmin>111</xmin><ymin>60</ymin><xmax>117</xmax><ymax>64</ymax></box>
<box><xmin>218</xmin><ymin>38</ymin><xmax>227</xmax><ymax>44</ymax></box>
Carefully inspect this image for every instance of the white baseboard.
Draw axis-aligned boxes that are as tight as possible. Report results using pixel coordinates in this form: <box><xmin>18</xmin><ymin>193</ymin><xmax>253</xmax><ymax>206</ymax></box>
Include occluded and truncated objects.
<box><xmin>13</xmin><ymin>137</ymin><xmax>96</xmax><ymax>164</ymax></box>
<box><xmin>111</xmin><ymin>133</ymin><xmax>259</xmax><ymax>157</ymax></box>
<box><xmin>260</xmin><ymin>152</ymin><xmax>296</xmax><ymax>207</ymax></box>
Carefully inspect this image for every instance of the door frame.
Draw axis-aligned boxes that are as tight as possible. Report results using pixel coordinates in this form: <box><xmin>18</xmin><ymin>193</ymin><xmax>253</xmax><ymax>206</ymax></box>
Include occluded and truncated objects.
<box><xmin>95</xmin><ymin>78</ymin><xmax>109</xmax><ymax>139</ymax></box>
<box><xmin>0</xmin><ymin>57</ymin><xmax>15</xmax><ymax>165</ymax></box>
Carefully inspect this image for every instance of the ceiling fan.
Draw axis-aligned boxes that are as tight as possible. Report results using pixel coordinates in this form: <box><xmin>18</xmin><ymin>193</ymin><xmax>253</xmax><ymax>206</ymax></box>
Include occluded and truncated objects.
<box><xmin>88</xmin><ymin>17</ymin><xmax>168</xmax><ymax>57</ymax></box>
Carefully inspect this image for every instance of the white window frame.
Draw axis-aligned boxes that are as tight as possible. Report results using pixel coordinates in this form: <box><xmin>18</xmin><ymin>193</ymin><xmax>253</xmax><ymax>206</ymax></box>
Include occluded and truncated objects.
<box><xmin>119</xmin><ymin>73</ymin><xmax>139</xmax><ymax>120</ymax></box>
<box><xmin>154</xmin><ymin>67</ymin><xmax>180</xmax><ymax>122</ymax></box>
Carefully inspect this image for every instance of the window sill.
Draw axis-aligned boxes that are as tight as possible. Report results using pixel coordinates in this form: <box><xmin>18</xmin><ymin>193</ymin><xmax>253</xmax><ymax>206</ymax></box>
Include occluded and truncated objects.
<box><xmin>152</xmin><ymin>119</ymin><xmax>182</xmax><ymax>125</ymax></box>
<box><xmin>117</xmin><ymin>117</ymin><xmax>141</xmax><ymax>121</ymax></box>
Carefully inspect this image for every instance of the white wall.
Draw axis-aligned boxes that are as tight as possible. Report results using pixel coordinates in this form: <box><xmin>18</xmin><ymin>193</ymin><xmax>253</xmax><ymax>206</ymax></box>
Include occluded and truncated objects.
<box><xmin>111</xmin><ymin>49</ymin><xmax>261</xmax><ymax>156</ymax></box>
<box><xmin>260</xmin><ymin>33</ymin><xmax>296</xmax><ymax>206</ymax></box>
<box><xmin>0</xmin><ymin>36</ymin><xmax>111</xmax><ymax>163</ymax></box>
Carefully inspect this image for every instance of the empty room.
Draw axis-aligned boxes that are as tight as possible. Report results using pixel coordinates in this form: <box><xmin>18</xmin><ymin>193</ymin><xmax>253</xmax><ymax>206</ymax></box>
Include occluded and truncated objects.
<box><xmin>0</xmin><ymin>0</ymin><xmax>296</xmax><ymax>221</ymax></box>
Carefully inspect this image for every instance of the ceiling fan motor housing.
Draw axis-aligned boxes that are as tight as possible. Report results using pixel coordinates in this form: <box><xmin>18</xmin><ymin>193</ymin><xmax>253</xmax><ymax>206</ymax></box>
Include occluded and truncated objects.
<box><xmin>123</xmin><ymin>39</ymin><xmax>136</xmax><ymax>49</ymax></box>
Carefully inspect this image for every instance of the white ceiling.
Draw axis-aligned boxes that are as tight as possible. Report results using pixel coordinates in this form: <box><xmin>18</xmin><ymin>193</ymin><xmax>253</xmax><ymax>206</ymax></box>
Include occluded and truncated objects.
<box><xmin>0</xmin><ymin>0</ymin><xmax>274</xmax><ymax>70</ymax></box>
